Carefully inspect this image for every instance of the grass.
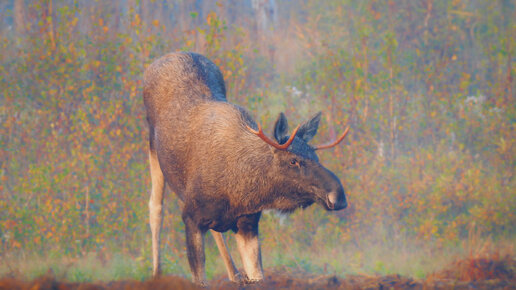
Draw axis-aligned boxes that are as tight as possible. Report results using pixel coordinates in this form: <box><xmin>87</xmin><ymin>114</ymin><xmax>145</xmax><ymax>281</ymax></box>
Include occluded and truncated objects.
<box><xmin>1</xmin><ymin>252</ymin><xmax>149</xmax><ymax>282</ymax></box>
<box><xmin>1</xmin><ymin>231</ymin><xmax>514</xmax><ymax>283</ymax></box>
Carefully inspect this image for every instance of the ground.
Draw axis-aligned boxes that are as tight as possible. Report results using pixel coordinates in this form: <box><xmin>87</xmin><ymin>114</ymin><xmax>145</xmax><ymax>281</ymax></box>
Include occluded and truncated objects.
<box><xmin>0</xmin><ymin>256</ymin><xmax>514</xmax><ymax>289</ymax></box>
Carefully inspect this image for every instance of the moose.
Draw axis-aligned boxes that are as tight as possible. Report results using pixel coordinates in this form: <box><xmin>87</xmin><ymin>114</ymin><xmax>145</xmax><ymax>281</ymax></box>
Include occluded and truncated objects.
<box><xmin>143</xmin><ymin>52</ymin><xmax>349</xmax><ymax>286</ymax></box>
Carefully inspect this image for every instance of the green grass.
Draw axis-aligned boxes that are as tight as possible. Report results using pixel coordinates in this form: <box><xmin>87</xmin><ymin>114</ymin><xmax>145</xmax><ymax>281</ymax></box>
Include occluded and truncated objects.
<box><xmin>1</xmin><ymin>252</ymin><xmax>148</xmax><ymax>282</ymax></box>
<box><xmin>1</xmin><ymin>231</ymin><xmax>514</xmax><ymax>283</ymax></box>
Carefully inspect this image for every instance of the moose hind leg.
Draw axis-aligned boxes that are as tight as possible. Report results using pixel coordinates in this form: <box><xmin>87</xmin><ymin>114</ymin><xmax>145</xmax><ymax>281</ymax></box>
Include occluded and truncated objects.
<box><xmin>148</xmin><ymin>148</ymin><xmax>165</xmax><ymax>277</ymax></box>
<box><xmin>235</xmin><ymin>212</ymin><xmax>263</xmax><ymax>283</ymax></box>
<box><xmin>211</xmin><ymin>230</ymin><xmax>241</xmax><ymax>283</ymax></box>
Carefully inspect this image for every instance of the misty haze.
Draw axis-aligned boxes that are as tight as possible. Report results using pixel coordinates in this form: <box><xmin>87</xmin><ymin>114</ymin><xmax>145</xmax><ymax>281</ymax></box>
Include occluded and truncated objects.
<box><xmin>0</xmin><ymin>0</ymin><xmax>514</xmax><ymax>289</ymax></box>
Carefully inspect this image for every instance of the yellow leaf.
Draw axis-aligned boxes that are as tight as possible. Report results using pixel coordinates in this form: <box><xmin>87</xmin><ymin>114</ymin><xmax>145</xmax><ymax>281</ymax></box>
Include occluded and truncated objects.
<box><xmin>355</xmin><ymin>79</ymin><xmax>362</xmax><ymax>89</ymax></box>
<box><xmin>71</xmin><ymin>17</ymin><xmax>78</xmax><ymax>27</ymax></box>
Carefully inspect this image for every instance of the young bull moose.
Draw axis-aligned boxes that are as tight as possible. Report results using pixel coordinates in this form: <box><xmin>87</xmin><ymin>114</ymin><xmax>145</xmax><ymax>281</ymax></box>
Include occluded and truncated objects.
<box><xmin>143</xmin><ymin>52</ymin><xmax>349</xmax><ymax>286</ymax></box>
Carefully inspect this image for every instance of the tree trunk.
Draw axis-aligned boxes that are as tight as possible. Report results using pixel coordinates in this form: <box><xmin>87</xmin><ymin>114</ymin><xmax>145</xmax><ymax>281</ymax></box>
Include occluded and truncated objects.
<box><xmin>14</xmin><ymin>0</ymin><xmax>26</xmax><ymax>34</ymax></box>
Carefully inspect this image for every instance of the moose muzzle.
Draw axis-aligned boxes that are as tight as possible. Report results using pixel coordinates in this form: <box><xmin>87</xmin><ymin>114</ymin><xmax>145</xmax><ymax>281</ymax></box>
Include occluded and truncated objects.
<box><xmin>326</xmin><ymin>189</ymin><xmax>347</xmax><ymax>210</ymax></box>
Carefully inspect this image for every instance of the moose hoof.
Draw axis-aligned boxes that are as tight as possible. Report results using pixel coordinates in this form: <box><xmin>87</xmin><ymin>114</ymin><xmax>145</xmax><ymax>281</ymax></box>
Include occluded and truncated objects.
<box><xmin>244</xmin><ymin>278</ymin><xmax>263</xmax><ymax>285</ymax></box>
<box><xmin>151</xmin><ymin>269</ymin><xmax>161</xmax><ymax>279</ymax></box>
<box><xmin>230</xmin><ymin>272</ymin><xmax>243</xmax><ymax>284</ymax></box>
<box><xmin>195</xmin><ymin>280</ymin><xmax>208</xmax><ymax>288</ymax></box>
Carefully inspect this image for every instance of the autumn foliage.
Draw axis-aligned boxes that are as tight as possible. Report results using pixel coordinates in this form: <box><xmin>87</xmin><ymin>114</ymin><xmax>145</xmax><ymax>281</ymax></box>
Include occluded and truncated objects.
<box><xmin>0</xmin><ymin>0</ymin><xmax>514</xmax><ymax>282</ymax></box>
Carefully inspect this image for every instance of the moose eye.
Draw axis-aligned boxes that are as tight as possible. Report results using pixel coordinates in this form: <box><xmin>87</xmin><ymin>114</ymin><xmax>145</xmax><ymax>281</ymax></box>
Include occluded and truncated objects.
<box><xmin>290</xmin><ymin>159</ymin><xmax>298</xmax><ymax>166</ymax></box>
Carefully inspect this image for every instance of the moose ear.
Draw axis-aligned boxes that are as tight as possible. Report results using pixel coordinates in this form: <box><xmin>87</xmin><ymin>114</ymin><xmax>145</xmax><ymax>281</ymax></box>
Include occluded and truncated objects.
<box><xmin>273</xmin><ymin>112</ymin><xmax>289</xmax><ymax>143</ymax></box>
<box><xmin>298</xmin><ymin>112</ymin><xmax>322</xmax><ymax>142</ymax></box>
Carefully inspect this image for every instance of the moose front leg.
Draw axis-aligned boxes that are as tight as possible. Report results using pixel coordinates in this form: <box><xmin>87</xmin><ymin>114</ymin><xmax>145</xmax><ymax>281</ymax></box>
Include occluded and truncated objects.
<box><xmin>183</xmin><ymin>215</ymin><xmax>207</xmax><ymax>286</ymax></box>
<box><xmin>235</xmin><ymin>212</ymin><xmax>263</xmax><ymax>283</ymax></box>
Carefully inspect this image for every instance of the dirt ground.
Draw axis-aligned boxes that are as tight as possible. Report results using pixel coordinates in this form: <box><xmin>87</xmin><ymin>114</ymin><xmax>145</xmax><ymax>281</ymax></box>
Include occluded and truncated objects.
<box><xmin>1</xmin><ymin>256</ymin><xmax>514</xmax><ymax>290</ymax></box>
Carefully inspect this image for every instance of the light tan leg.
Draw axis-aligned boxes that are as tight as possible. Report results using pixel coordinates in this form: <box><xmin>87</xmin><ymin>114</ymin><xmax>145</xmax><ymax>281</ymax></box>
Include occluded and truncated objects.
<box><xmin>211</xmin><ymin>230</ymin><xmax>241</xmax><ymax>282</ymax></box>
<box><xmin>148</xmin><ymin>149</ymin><xmax>165</xmax><ymax>277</ymax></box>
<box><xmin>235</xmin><ymin>232</ymin><xmax>263</xmax><ymax>282</ymax></box>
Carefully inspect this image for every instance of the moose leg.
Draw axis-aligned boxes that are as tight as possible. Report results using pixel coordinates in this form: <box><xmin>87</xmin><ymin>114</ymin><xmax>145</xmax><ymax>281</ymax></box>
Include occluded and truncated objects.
<box><xmin>183</xmin><ymin>215</ymin><xmax>207</xmax><ymax>286</ymax></box>
<box><xmin>211</xmin><ymin>230</ymin><xmax>241</xmax><ymax>282</ymax></box>
<box><xmin>235</xmin><ymin>212</ymin><xmax>263</xmax><ymax>283</ymax></box>
<box><xmin>148</xmin><ymin>148</ymin><xmax>165</xmax><ymax>277</ymax></box>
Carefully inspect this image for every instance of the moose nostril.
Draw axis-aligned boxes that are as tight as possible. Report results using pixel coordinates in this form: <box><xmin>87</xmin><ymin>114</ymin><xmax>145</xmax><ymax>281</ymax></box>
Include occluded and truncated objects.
<box><xmin>328</xmin><ymin>192</ymin><xmax>338</xmax><ymax>205</ymax></box>
<box><xmin>327</xmin><ymin>191</ymin><xmax>347</xmax><ymax>210</ymax></box>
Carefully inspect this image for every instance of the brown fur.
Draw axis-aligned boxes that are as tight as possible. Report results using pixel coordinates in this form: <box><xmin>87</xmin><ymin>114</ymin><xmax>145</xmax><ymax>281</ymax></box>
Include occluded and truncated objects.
<box><xmin>143</xmin><ymin>52</ymin><xmax>347</xmax><ymax>285</ymax></box>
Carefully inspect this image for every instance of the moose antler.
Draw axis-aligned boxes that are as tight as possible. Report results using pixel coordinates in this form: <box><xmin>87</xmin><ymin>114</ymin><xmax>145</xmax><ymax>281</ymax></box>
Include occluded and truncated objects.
<box><xmin>246</xmin><ymin>123</ymin><xmax>301</xmax><ymax>150</ymax></box>
<box><xmin>315</xmin><ymin>126</ymin><xmax>350</xmax><ymax>150</ymax></box>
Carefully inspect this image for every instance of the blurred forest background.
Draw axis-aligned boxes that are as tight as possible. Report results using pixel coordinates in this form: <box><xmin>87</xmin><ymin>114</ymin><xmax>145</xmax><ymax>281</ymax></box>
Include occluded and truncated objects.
<box><xmin>0</xmin><ymin>0</ymin><xmax>514</xmax><ymax>282</ymax></box>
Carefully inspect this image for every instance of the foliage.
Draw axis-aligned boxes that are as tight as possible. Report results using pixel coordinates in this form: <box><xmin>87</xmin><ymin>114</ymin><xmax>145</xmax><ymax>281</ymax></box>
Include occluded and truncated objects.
<box><xmin>0</xmin><ymin>0</ymin><xmax>514</xmax><ymax>280</ymax></box>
